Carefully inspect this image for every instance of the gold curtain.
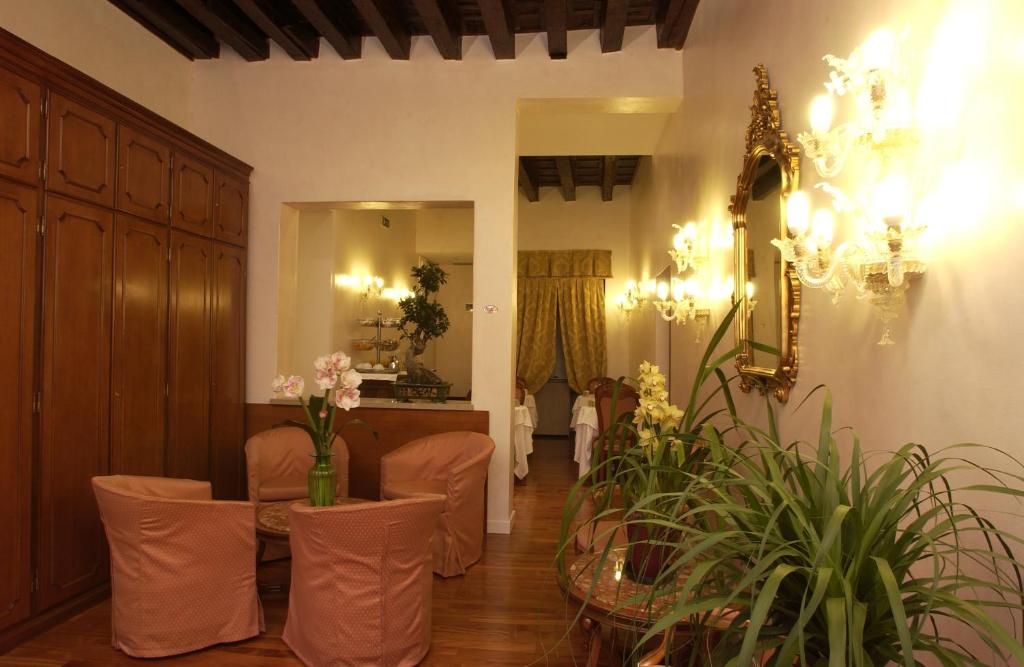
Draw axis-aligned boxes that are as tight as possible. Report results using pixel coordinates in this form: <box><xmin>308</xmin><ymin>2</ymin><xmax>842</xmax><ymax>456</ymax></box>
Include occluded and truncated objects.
<box><xmin>515</xmin><ymin>250</ymin><xmax>609</xmax><ymax>394</ymax></box>
<box><xmin>557</xmin><ymin>278</ymin><xmax>606</xmax><ymax>394</ymax></box>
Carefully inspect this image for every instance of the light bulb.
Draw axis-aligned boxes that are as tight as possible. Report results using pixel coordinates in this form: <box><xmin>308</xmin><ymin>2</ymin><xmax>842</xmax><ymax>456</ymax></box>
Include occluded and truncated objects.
<box><xmin>786</xmin><ymin>191</ymin><xmax>811</xmax><ymax>237</ymax></box>
<box><xmin>873</xmin><ymin>173</ymin><xmax>912</xmax><ymax>226</ymax></box>
<box><xmin>683</xmin><ymin>222</ymin><xmax>698</xmax><ymax>240</ymax></box>
<box><xmin>811</xmin><ymin>208</ymin><xmax>835</xmax><ymax>246</ymax></box>
<box><xmin>861</xmin><ymin>27</ymin><xmax>896</xmax><ymax>71</ymax></box>
<box><xmin>625</xmin><ymin>279</ymin><xmax>637</xmax><ymax>292</ymax></box>
<box><xmin>672</xmin><ymin>231</ymin><xmax>684</xmax><ymax>250</ymax></box>
<box><xmin>809</xmin><ymin>94</ymin><xmax>834</xmax><ymax>133</ymax></box>
<box><xmin>745</xmin><ymin>281</ymin><xmax>755</xmax><ymax>300</ymax></box>
<box><xmin>671</xmin><ymin>280</ymin><xmax>685</xmax><ymax>301</ymax></box>
<box><xmin>374</xmin><ymin>276</ymin><xmax>383</xmax><ymax>288</ymax></box>
<box><xmin>656</xmin><ymin>281</ymin><xmax>669</xmax><ymax>300</ymax></box>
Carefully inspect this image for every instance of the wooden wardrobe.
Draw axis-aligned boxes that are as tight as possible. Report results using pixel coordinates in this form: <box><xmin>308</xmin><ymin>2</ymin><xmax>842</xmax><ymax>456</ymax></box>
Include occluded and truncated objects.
<box><xmin>0</xmin><ymin>28</ymin><xmax>250</xmax><ymax>648</ymax></box>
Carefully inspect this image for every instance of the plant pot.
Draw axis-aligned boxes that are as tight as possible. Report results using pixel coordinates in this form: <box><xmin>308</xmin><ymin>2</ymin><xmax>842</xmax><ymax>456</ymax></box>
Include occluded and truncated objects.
<box><xmin>308</xmin><ymin>455</ymin><xmax>337</xmax><ymax>506</ymax></box>
<box><xmin>393</xmin><ymin>382</ymin><xmax>452</xmax><ymax>403</ymax></box>
<box><xmin>625</xmin><ymin>522</ymin><xmax>679</xmax><ymax>584</ymax></box>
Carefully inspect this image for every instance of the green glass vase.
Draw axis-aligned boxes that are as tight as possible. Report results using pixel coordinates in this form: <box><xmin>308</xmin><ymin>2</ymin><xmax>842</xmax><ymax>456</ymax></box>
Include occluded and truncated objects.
<box><xmin>307</xmin><ymin>454</ymin><xmax>337</xmax><ymax>507</ymax></box>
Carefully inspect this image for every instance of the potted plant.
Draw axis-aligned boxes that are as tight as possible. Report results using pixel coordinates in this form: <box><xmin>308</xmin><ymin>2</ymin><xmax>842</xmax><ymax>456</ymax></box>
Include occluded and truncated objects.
<box><xmin>271</xmin><ymin>350</ymin><xmax>371</xmax><ymax>506</ymax></box>
<box><xmin>395</xmin><ymin>260</ymin><xmax>452</xmax><ymax>402</ymax></box>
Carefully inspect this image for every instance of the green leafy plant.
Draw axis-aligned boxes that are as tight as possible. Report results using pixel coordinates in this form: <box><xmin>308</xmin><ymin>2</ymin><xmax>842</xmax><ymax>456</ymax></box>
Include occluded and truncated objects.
<box><xmin>398</xmin><ymin>261</ymin><xmax>450</xmax><ymax>385</ymax></box>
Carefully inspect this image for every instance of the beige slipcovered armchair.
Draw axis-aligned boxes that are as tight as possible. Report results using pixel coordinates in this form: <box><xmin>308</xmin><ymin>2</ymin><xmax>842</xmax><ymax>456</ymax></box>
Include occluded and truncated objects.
<box><xmin>380</xmin><ymin>431</ymin><xmax>495</xmax><ymax>577</ymax></box>
<box><xmin>244</xmin><ymin>426</ymin><xmax>349</xmax><ymax>503</ymax></box>
<box><xmin>91</xmin><ymin>475</ymin><xmax>263</xmax><ymax>658</ymax></box>
<box><xmin>283</xmin><ymin>496</ymin><xmax>445</xmax><ymax>667</ymax></box>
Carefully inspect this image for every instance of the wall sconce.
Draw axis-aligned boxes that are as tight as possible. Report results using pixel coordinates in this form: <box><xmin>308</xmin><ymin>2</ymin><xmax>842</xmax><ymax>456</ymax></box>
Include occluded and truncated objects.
<box><xmin>652</xmin><ymin>277</ymin><xmax>710</xmax><ymax>329</ymax></box>
<box><xmin>773</xmin><ymin>27</ymin><xmax>925</xmax><ymax>345</ymax></box>
<box><xmin>615</xmin><ymin>279</ymin><xmax>652</xmax><ymax>316</ymax></box>
<box><xmin>335</xmin><ymin>273</ymin><xmax>389</xmax><ymax>300</ymax></box>
<box><xmin>669</xmin><ymin>222</ymin><xmax>705</xmax><ymax>272</ymax></box>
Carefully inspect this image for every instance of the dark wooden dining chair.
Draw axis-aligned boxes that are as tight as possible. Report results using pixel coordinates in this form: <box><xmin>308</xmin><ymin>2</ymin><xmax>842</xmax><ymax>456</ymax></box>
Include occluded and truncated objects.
<box><xmin>593</xmin><ymin>382</ymin><xmax>640</xmax><ymax>483</ymax></box>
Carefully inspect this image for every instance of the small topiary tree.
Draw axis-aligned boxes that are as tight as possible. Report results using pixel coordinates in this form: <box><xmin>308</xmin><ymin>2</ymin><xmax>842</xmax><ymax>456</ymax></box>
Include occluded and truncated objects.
<box><xmin>398</xmin><ymin>261</ymin><xmax>450</xmax><ymax>385</ymax></box>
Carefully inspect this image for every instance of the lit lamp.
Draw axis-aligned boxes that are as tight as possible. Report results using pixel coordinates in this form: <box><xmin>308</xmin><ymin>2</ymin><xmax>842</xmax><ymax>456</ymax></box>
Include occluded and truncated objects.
<box><xmin>652</xmin><ymin>276</ymin><xmax>710</xmax><ymax>330</ymax></box>
<box><xmin>615</xmin><ymin>279</ymin><xmax>647</xmax><ymax>316</ymax></box>
<box><xmin>669</xmin><ymin>222</ymin><xmax>705</xmax><ymax>272</ymax></box>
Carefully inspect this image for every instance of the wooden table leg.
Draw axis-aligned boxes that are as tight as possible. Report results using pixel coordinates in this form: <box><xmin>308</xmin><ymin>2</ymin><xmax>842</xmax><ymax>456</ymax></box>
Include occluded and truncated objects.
<box><xmin>582</xmin><ymin>617</ymin><xmax>602</xmax><ymax>667</ymax></box>
<box><xmin>256</xmin><ymin>538</ymin><xmax>266</xmax><ymax>566</ymax></box>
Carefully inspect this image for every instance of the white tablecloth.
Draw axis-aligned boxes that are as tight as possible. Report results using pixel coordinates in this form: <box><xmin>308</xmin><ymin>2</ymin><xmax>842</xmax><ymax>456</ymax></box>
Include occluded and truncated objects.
<box><xmin>570</xmin><ymin>395</ymin><xmax>599</xmax><ymax>478</ymax></box>
<box><xmin>523</xmin><ymin>393</ymin><xmax>539</xmax><ymax>429</ymax></box>
<box><xmin>513</xmin><ymin>404</ymin><xmax>535</xmax><ymax>480</ymax></box>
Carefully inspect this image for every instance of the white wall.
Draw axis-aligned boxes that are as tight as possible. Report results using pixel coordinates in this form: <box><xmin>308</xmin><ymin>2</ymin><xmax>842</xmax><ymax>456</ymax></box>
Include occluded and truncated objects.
<box><xmin>186</xmin><ymin>29</ymin><xmax>682</xmax><ymax>532</ymax></box>
<box><xmin>517</xmin><ymin>187</ymin><xmax>634</xmax><ymax>378</ymax></box>
<box><xmin>0</xmin><ymin>0</ymin><xmax>193</xmax><ymax>127</ymax></box>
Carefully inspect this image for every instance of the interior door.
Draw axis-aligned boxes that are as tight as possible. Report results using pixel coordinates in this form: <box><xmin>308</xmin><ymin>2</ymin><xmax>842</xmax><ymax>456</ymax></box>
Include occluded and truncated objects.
<box><xmin>172</xmin><ymin>152</ymin><xmax>214</xmax><ymax>237</ymax></box>
<box><xmin>213</xmin><ymin>169</ymin><xmax>247</xmax><ymax>247</ymax></box>
<box><xmin>0</xmin><ymin>65</ymin><xmax>42</xmax><ymax>186</ymax></box>
<box><xmin>210</xmin><ymin>242</ymin><xmax>246</xmax><ymax>499</ymax></box>
<box><xmin>0</xmin><ymin>179</ymin><xmax>38</xmax><ymax>631</ymax></box>
<box><xmin>38</xmin><ymin>194</ymin><xmax>112</xmax><ymax>611</ymax></box>
<box><xmin>111</xmin><ymin>214</ymin><xmax>168</xmax><ymax>476</ymax></box>
<box><xmin>116</xmin><ymin>125</ymin><xmax>171</xmax><ymax>223</ymax></box>
<box><xmin>167</xmin><ymin>230</ymin><xmax>213</xmax><ymax>481</ymax></box>
<box><xmin>46</xmin><ymin>92</ymin><xmax>116</xmax><ymax>208</ymax></box>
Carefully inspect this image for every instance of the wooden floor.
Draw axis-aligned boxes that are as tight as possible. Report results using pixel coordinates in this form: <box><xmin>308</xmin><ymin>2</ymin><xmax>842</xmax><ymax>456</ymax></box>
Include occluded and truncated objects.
<box><xmin>1</xmin><ymin>436</ymin><xmax>625</xmax><ymax>666</ymax></box>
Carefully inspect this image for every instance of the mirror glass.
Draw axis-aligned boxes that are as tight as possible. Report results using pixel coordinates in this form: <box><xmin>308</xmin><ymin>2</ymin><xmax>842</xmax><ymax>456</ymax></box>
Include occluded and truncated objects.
<box><xmin>745</xmin><ymin>155</ymin><xmax>784</xmax><ymax>369</ymax></box>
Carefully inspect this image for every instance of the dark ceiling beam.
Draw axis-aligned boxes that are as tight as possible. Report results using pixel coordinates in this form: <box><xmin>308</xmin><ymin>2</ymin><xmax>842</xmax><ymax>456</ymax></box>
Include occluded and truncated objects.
<box><xmin>477</xmin><ymin>0</ymin><xmax>515</xmax><ymax>59</ymax></box>
<box><xmin>518</xmin><ymin>159</ymin><xmax>539</xmax><ymax>202</ymax></box>
<box><xmin>233</xmin><ymin>0</ymin><xmax>319</xmax><ymax>60</ymax></box>
<box><xmin>555</xmin><ymin>157</ymin><xmax>575</xmax><ymax>202</ymax></box>
<box><xmin>110</xmin><ymin>0</ymin><xmax>220</xmax><ymax>59</ymax></box>
<box><xmin>601</xmin><ymin>156</ymin><xmax>617</xmax><ymax>201</ymax></box>
<box><xmin>293</xmin><ymin>0</ymin><xmax>362</xmax><ymax>59</ymax></box>
<box><xmin>657</xmin><ymin>0</ymin><xmax>699</xmax><ymax>49</ymax></box>
<box><xmin>410</xmin><ymin>0</ymin><xmax>462</xmax><ymax>60</ymax></box>
<box><xmin>175</xmin><ymin>0</ymin><xmax>269</xmax><ymax>61</ymax></box>
<box><xmin>544</xmin><ymin>0</ymin><xmax>567</xmax><ymax>59</ymax></box>
<box><xmin>600</xmin><ymin>0</ymin><xmax>628</xmax><ymax>53</ymax></box>
<box><xmin>351</xmin><ymin>0</ymin><xmax>411</xmax><ymax>59</ymax></box>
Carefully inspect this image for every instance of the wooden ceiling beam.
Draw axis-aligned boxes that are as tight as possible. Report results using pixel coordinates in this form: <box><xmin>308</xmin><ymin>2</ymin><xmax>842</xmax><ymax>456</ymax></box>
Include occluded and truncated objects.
<box><xmin>477</xmin><ymin>0</ymin><xmax>515</xmax><ymax>59</ymax></box>
<box><xmin>175</xmin><ymin>0</ymin><xmax>269</xmax><ymax>61</ymax></box>
<box><xmin>601</xmin><ymin>156</ymin><xmax>617</xmax><ymax>201</ymax></box>
<box><xmin>518</xmin><ymin>159</ymin><xmax>539</xmax><ymax>202</ymax></box>
<box><xmin>657</xmin><ymin>0</ymin><xmax>699</xmax><ymax>49</ymax></box>
<box><xmin>410</xmin><ymin>0</ymin><xmax>462</xmax><ymax>60</ymax></box>
<box><xmin>600</xmin><ymin>0</ymin><xmax>628</xmax><ymax>53</ymax></box>
<box><xmin>555</xmin><ymin>157</ymin><xmax>575</xmax><ymax>202</ymax></box>
<box><xmin>110</xmin><ymin>0</ymin><xmax>220</xmax><ymax>59</ymax></box>
<box><xmin>293</xmin><ymin>0</ymin><xmax>362</xmax><ymax>59</ymax></box>
<box><xmin>352</xmin><ymin>0</ymin><xmax>411</xmax><ymax>60</ymax></box>
<box><xmin>233</xmin><ymin>0</ymin><xmax>319</xmax><ymax>60</ymax></box>
<box><xmin>544</xmin><ymin>0</ymin><xmax>567</xmax><ymax>59</ymax></box>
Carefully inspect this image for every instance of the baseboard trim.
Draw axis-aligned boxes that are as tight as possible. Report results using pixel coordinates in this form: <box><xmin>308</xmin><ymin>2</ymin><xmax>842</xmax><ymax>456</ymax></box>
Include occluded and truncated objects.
<box><xmin>0</xmin><ymin>584</ymin><xmax>109</xmax><ymax>655</ymax></box>
<box><xmin>487</xmin><ymin>510</ymin><xmax>515</xmax><ymax>534</ymax></box>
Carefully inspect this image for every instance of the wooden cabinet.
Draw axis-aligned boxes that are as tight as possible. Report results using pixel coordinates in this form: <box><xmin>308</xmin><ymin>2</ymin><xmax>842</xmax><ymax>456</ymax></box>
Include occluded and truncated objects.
<box><xmin>172</xmin><ymin>152</ymin><xmax>214</xmax><ymax>237</ymax></box>
<box><xmin>111</xmin><ymin>215</ymin><xmax>169</xmax><ymax>477</ymax></box>
<box><xmin>214</xmin><ymin>169</ymin><xmax>248</xmax><ymax>246</ymax></box>
<box><xmin>46</xmin><ymin>93</ymin><xmax>116</xmax><ymax>208</ymax></box>
<box><xmin>167</xmin><ymin>231</ymin><xmax>213</xmax><ymax>481</ymax></box>
<box><xmin>0</xmin><ymin>67</ymin><xmax>42</xmax><ymax>186</ymax></box>
<box><xmin>37</xmin><ymin>195</ymin><xmax>112</xmax><ymax>611</ymax></box>
<box><xmin>211</xmin><ymin>243</ymin><xmax>246</xmax><ymax>499</ymax></box>
<box><xmin>0</xmin><ymin>181</ymin><xmax>37</xmax><ymax>632</ymax></box>
<box><xmin>116</xmin><ymin>126</ymin><xmax>171</xmax><ymax>223</ymax></box>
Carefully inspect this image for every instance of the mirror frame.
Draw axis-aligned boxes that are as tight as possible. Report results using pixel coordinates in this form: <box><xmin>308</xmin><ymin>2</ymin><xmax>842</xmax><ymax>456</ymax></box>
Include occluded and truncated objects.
<box><xmin>729</xmin><ymin>64</ymin><xmax>801</xmax><ymax>403</ymax></box>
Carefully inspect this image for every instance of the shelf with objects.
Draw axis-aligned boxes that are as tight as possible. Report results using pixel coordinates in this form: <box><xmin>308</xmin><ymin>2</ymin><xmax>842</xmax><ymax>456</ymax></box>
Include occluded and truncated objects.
<box><xmin>353</xmin><ymin>310</ymin><xmax>402</xmax><ymax>397</ymax></box>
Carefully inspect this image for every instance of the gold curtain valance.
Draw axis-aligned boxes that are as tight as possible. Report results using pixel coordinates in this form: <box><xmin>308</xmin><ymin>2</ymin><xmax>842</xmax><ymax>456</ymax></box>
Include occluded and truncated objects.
<box><xmin>517</xmin><ymin>250</ymin><xmax>612</xmax><ymax>278</ymax></box>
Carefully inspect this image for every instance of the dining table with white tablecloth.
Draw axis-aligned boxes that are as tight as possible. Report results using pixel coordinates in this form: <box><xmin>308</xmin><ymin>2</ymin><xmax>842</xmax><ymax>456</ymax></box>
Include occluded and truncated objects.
<box><xmin>570</xmin><ymin>394</ymin><xmax>600</xmax><ymax>478</ymax></box>
<box><xmin>523</xmin><ymin>393</ymin><xmax>539</xmax><ymax>429</ymax></box>
<box><xmin>513</xmin><ymin>403</ymin><xmax>535</xmax><ymax>480</ymax></box>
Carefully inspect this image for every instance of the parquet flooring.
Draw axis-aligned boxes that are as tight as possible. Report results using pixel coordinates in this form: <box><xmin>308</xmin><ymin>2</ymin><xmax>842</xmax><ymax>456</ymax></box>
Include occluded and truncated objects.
<box><xmin>1</xmin><ymin>437</ymin><xmax>626</xmax><ymax>666</ymax></box>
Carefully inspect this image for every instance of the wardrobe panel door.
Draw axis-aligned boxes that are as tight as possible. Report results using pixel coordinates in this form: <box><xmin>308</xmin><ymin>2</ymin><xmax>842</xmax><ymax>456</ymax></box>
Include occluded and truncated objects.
<box><xmin>168</xmin><ymin>230</ymin><xmax>212</xmax><ymax>481</ymax></box>
<box><xmin>172</xmin><ymin>153</ymin><xmax>214</xmax><ymax>237</ymax></box>
<box><xmin>38</xmin><ymin>195</ymin><xmax>112</xmax><ymax>610</ymax></box>
<box><xmin>116</xmin><ymin>126</ymin><xmax>171</xmax><ymax>223</ymax></box>
<box><xmin>0</xmin><ymin>66</ymin><xmax>42</xmax><ymax>186</ymax></box>
<box><xmin>0</xmin><ymin>180</ymin><xmax>38</xmax><ymax>631</ymax></box>
<box><xmin>112</xmin><ymin>215</ymin><xmax>168</xmax><ymax>476</ymax></box>
<box><xmin>46</xmin><ymin>93</ymin><xmax>116</xmax><ymax>207</ymax></box>
<box><xmin>213</xmin><ymin>170</ymin><xmax>247</xmax><ymax>246</ymax></box>
<box><xmin>211</xmin><ymin>243</ymin><xmax>245</xmax><ymax>499</ymax></box>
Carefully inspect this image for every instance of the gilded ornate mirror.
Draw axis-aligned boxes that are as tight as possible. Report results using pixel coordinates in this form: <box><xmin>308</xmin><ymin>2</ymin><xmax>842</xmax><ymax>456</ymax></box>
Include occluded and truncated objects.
<box><xmin>730</xmin><ymin>64</ymin><xmax>800</xmax><ymax>402</ymax></box>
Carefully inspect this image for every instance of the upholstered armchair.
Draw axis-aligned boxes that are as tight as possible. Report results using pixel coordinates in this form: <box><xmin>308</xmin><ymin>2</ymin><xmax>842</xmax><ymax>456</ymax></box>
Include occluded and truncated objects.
<box><xmin>283</xmin><ymin>496</ymin><xmax>445</xmax><ymax>667</ymax></box>
<box><xmin>91</xmin><ymin>475</ymin><xmax>263</xmax><ymax>658</ymax></box>
<box><xmin>379</xmin><ymin>432</ymin><xmax>495</xmax><ymax>577</ymax></box>
<box><xmin>244</xmin><ymin>426</ymin><xmax>349</xmax><ymax>503</ymax></box>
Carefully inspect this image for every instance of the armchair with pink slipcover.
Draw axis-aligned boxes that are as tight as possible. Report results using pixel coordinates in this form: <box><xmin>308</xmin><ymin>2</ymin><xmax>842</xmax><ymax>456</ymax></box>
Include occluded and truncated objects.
<box><xmin>244</xmin><ymin>426</ymin><xmax>349</xmax><ymax>503</ymax></box>
<box><xmin>283</xmin><ymin>496</ymin><xmax>445</xmax><ymax>667</ymax></box>
<box><xmin>380</xmin><ymin>431</ymin><xmax>494</xmax><ymax>577</ymax></box>
<box><xmin>91</xmin><ymin>475</ymin><xmax>263</xmax><ymax>658</ymax></box>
